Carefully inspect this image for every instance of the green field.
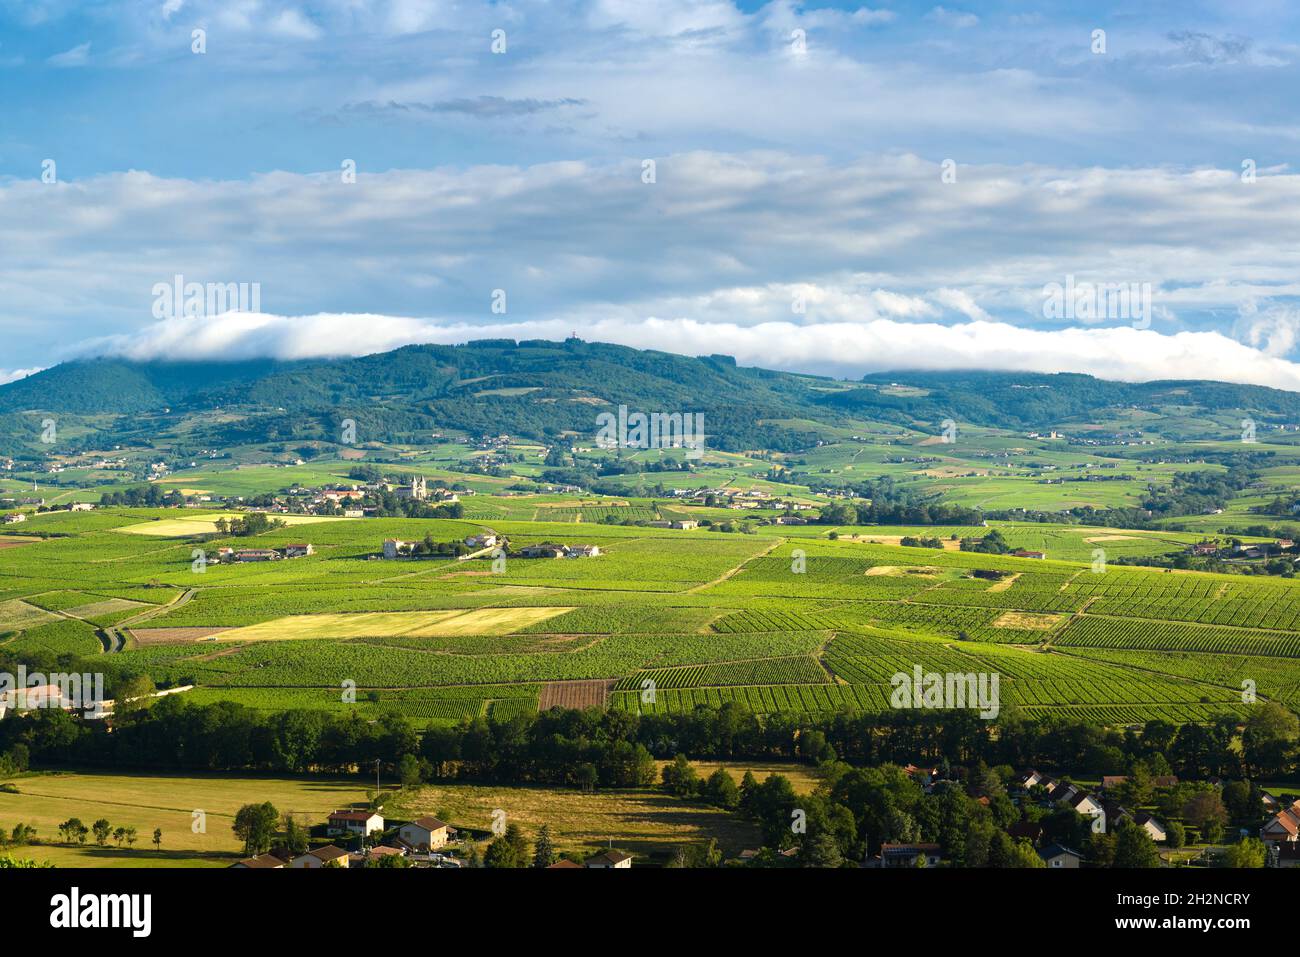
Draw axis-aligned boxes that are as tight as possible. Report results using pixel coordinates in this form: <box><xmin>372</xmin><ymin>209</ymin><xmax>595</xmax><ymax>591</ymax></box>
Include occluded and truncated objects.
<box><xmin>2</xmin><ymin>503</ymin><xmax>1295</xmax><ymax>729</ymax></box>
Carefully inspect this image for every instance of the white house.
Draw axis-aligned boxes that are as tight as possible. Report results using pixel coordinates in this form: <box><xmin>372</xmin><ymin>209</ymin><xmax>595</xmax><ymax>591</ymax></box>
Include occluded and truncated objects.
<box><xmin>327</xmin><ymin>810</ymin><xmax>384</xmax><ymax>838</ymax></box>
<box><xmin>1018</xmin><ymin>769</ymin><xmax>1046</xmax><ymax>790</ymax></box>
<box><xmin>1134</xmin><ymin>812</ymin><xmax>1168</xmax><ymax>843</ymax></box>
<box><xmin>465</xmin><ymin>534</ymin><xmax>498</xmax><ymax>549</ymax></box>
<box><xmin>397</xmin><ymin>816</ymin><xmax>454</xmax><ymax>853</ymax></box>
<box><xmin>584</xmin><ymin>850</ymin><xmax>632</xmax><ymax>869</ymax></box>
<box><xmin>2</xmin><ymin>513</ymin><xmax>26</xmax><ymax>524</ymax></box>
<box><xmin>1065</xmin><ymin>792</ymin><xmax>1107</xmax><ymax>833</ymax></box>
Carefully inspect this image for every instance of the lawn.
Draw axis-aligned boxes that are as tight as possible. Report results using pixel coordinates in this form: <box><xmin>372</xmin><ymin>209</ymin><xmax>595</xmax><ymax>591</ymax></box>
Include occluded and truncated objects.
<box><xmin>387</xmin><ymin>779</ymin><xmax>759</xmax><ymax>861</ymax></box>
<box><xmin>0</xmin><ymin>771</ymin><xmax>371</xmax><ymax>868</ymax></box>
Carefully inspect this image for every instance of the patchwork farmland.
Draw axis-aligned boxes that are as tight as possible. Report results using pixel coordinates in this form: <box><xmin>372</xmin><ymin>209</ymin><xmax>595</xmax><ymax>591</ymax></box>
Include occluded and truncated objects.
<box><xmin>1</xmin><ymin>508</ymin><xmax>1296</xmax><ymax>729</ymax></box>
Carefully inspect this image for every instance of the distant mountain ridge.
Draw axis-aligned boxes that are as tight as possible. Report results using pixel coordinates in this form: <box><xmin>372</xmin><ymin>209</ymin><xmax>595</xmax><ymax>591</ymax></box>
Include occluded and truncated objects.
<box><xmin>1</xmin><ymin>339</ymin><xmax>1297</xmax><ymax>454</ymax></box>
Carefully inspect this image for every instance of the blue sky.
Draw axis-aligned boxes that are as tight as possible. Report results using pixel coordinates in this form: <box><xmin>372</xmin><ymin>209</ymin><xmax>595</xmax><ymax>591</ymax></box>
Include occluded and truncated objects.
<box><xmin>4</xmin><ymin>0</ymin><xmax>1300</xmax><ymax>388</ymax></box>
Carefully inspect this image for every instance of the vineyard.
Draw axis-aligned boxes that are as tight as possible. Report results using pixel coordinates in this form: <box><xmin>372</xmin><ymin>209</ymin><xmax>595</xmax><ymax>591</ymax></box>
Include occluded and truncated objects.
<box><xmin>2</xmin><ymin>508</ymin><xmax>1299</xmax><ymax>727</ymax></box>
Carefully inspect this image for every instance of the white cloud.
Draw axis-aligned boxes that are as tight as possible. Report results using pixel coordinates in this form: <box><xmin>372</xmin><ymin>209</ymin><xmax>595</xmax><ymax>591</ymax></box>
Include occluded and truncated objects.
<box><xmin>1235</xmin><ymin>300</ymin><xmax>1300</xmax><ymax>356</ymax></box>
<box><xmin>77</xmin><ymin>310</ymin><xmax>1300</xmax><ymax>392</ymax></box>
<box><xmin>0</xmin><ymin>368</ymin><xmax>42</xmax><ymax>385</ymax></box>
<box><xmin>6</xmin><ymin>154</ymin><xmax>1300</xmax><ymax>372</ymax></box>
<box><xmin>46</xmin><ymin>42</ymin><xmax>89</xmax><ymax>66</ymax></box>
<box><xmin>269</xmin><ymin>9</ymin><xmax>323</xmax><ymax>40</ymax></box>
<box><xmin>925</xmin><ymin>6</ymin><xmax>978</xmax><ymax>29</ymax></box>
<box><xmin>929</xmin><ymin>288</ymin><xmax>991</xmax><ymax>322</ymax></box>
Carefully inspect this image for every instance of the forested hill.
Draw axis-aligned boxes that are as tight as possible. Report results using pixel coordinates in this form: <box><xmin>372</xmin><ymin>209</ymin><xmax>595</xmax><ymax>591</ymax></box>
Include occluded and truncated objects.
<box><xmin>1</xmin><ymin>339</ymin><xmax>1298</xmax><ymax>452</ymax></box>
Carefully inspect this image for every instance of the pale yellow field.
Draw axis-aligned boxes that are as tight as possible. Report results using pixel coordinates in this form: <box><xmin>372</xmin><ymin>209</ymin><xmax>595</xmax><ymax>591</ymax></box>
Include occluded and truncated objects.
<box><xmin>0</xmin><ymin>598</ymin><xmax>61</xmax><ymax>630</ymax></box>
<box><xmin>0</xmin><ymin>771</ymin><xmax>370</xmax><ymax>868</ymax></box>
<box><xmin>114</xmin><ymin>514</ymin><xmax>353</xmax><ymax>537</ymax></box>
<box><xmin>217</xmin><ymin>606</ymin><xmax>573</xmax><ymax>642</ymax></box>
<box><xmin>64</xmin><ymin>598</ymin><xmax>147</xmax><ymax>619</ymax></box>
<box><xmin>993</xmin><ymin>611</ymin><xmax>1066</xmax><ymax>630</ymax></box>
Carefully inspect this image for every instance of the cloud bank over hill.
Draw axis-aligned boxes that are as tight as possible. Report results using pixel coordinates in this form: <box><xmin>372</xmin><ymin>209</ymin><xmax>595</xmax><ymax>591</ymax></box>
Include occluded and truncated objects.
<box><xmin>6</xmin><ymin>153</ymin><xmax>1300</xmax><ymax>380</ymax></box>
<box><xmin>75</xmin><ymin>310</ymin><xmax>1300</xmax><ymax>391</ymax></box>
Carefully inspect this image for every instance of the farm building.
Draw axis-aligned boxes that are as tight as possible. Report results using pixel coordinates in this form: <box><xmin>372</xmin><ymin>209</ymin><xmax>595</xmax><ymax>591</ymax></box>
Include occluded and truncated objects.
<box><xmin>282</xmin><ymin>543</ymin><xmax>314</xmax><ymax>558</ymax></box>
<box><xmin>465</xmin><ymin>533</ymin><xmax>498</xmax><ymax>548</ymax></box>
<box><xmin>2</xmin><ymin>513</ymin><xmax>26</xmax><ymax>524</ymax></box>
<box><xmin>584</xmin><ymin>850</ymin><xmax>633</xmax><ymax>868</ymax></box>
<box><xmin>518</xmin><ymin>544</ymin><xmax>566</xmax><ymax>559</ymax></box>
<box><xmin>232</xmin><ymin>549</ymin><xmax>280</xmax><ymax>562</ymax></box>
<box><xmin>566</xmin><ymin>544</ymin><xmax>600</xmax><ymax>558</ymax></box>
<box><xmin>1011</xmin><ymin>549</ymin><xmax>1046</xmax><ymax>560</ymax></box>
<box><xmin>383</xmin><ymin>539</ymin><xmax>412</xmax><ymax>560</ymax></box>
<box><xmin>231</xmin><ymin>853</ymin><xmax>286</xmax><ymax>869</ymax></box>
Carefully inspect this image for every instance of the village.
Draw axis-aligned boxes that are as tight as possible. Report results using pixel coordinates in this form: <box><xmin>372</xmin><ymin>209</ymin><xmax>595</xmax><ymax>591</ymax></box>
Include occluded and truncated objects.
<box><xmin>222</xmin><ymin>764</ymin><xmax>1300</xmax><ymax>871</ymax></box>
<box><xmin>232</xmin><ymin>808</ymin><xmax>632</xmax><ymax>870</ymax></box>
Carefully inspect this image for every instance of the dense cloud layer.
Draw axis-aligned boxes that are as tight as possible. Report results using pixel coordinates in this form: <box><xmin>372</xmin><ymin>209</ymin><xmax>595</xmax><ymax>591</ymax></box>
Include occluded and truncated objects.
<box><xmin>77</xmin><ymin>310</ymin><xmax>1300</xmax><ymax>391</ymax></box>
<box><xmin>3</xmin><ymin>153</ymin><xmax>1299</xmax><ymax>381</ymax></box>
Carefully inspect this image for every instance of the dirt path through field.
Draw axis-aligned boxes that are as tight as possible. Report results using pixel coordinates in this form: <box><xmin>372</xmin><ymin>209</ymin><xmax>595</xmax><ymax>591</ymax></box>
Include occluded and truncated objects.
<box><xmin>685</xmin><ymin>537</ymin><xmax>783</xmax><ymax>594</ymax></box>
<box><xmin>101</xmin><ymin>588</ymin><xmax>196</xmax><ymax>652</ymax></box>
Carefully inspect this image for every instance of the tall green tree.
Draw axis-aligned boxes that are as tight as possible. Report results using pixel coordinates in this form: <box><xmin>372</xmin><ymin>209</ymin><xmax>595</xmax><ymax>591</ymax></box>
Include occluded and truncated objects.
<box><xmin>532</xmin><ymin>824</ymin><xmax>556</xmax><ymax>868</ymax></box>
<box><xmin>232</xmin><ymin>802</ymin><xmax>279</xmax><ymax>856</ymax></box>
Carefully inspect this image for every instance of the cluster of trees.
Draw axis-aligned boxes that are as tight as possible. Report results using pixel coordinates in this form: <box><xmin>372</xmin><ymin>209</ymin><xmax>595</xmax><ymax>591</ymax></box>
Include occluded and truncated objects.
<box><xmin>815</xmin><ymin>499</ymin><xmax>985</xmax><ymax>528</ymax></box>
<box><xmin>55</xmin><ymin>817</ymin><xmax>154</xmax><ymax>850</ymax></box>
<box><xmin>99</xmin><ymin>485</ymin><xmax>182</xmax><ymax>508</ymax></box>
<box><xmin>404</xmin><ymin>533</ymin><xmax>474</xmax><ymax>558</ymax></box>
<box><xmin>1140</xmin><ymin>467</ymin><xmax>1258</xmax><ymax>518</ymax></box>
<box><xmin>959</xmin><ymin>529</ymin><xmax>1011</xmax><ymax>554</ymax></box>
<box><xmin>232</xmin><ymin>802</ymin><xmax>311</xmax><ymax>860</ymax></box>
<box><xmin>474</xmin><ymin>822</ymin><xmax>576</xmax><ymax>868</ymax></box>
<box><xmin>213</xmin><ymin>513</ymin><xmax>285</xmax><ymax>537</ymax></box>
<box><xmin>0</xmin><ymin>822</ymin><xmax>37</xmax><ymax>850</ymax></box>
<box><xmin>4</xmin><ymin>693</ymin><xmax>1296</xmax><ymax>788</ymax></box>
